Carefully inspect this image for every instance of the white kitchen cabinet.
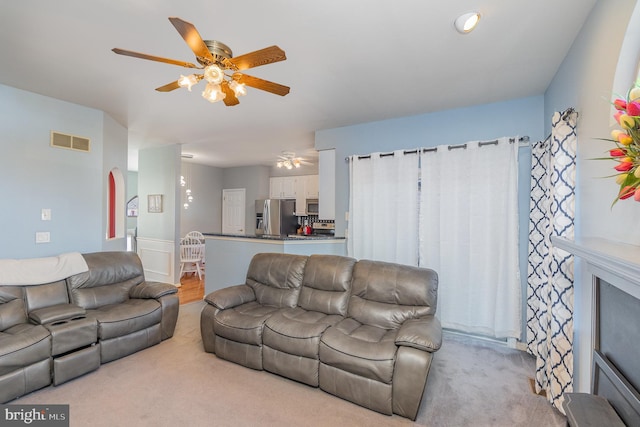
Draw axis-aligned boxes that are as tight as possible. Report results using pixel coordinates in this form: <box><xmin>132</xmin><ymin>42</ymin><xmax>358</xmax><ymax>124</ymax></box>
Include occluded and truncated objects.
<box><xmin>305</xmin><ymin>175</ymin><xmax>319</xmax><ymax>198</ymax></box>
<box><xmin>318</xmin><ymin>150</ymin><xmax>335</xmax><ymax>220</ymax></box>
<box><xmin>292</xmin><ymin>174</ymin><xmax>319</xmax><ymax>215</ymax></box>
<box><xmin>269</xmin><ymin>176</ymin><xmax>297</xmax><ymax>199</ymax></box>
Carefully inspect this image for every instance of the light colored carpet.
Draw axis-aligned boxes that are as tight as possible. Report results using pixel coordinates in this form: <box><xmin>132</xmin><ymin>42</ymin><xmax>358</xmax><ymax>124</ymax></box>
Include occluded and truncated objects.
<box><xmin>14</xmin><ymin>302</ymin><xmax>566</xmax><ymax>426</ymax></box>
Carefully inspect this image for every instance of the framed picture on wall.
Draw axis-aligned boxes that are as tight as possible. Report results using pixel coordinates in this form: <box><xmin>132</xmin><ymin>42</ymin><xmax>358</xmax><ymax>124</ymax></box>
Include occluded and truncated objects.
<box><xmin>148</xmin><ymin>194</ymin><xmax>163</xmax><ymax>213</ymax></box>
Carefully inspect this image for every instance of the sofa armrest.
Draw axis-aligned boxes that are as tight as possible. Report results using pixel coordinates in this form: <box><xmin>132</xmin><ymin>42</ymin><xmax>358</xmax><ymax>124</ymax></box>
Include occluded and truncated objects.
<box><xmin>395</xmin><ymin>315</ymin><xmax>442</xmax><ymax>352</ymax></box>
<box><xmin>204</xmin><ymin>285</ymin><xmax>256</xmax><ymax>310</ymax></box>
<box><xmin>129</xmin><ymin>281</ymin><xmax>178</xmax><ymax>299</ymax></box>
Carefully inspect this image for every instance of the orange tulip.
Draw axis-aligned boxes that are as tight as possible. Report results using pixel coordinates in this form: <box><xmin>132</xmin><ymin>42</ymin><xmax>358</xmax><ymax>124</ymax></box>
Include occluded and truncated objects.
<box><xmin>615</xmin><ymin>161</ymin><xmax>634</xmax><ymax>172</ymax></box>
<box><xmin>619</xmin><ymin>185</ymin><xmax>636</xmax><ymax>199</ymax></box>
<box><xmin>618</xmin><ymin>133</ymin><xmax>633</xmax><ymax>146</ymax></box>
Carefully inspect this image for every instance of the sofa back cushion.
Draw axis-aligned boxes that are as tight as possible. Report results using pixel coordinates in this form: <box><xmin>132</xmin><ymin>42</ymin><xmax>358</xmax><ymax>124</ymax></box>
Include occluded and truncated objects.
<box><xmin>67</xmin><ymin>252</ymin><xmax>145</xmax><ymax>309</ymax></box>
<box><xmin>298</xmin><ymin>255</ymin><xmax>356</xmax><ymax>316</ymax></box>
<box><xmin>246</xmin><ymin>253</ymin><xmax>307</xmax><ymax>308</ymax></box>
<box><xmin>348</xmin><ymin>259</ymin><xmax>438</xmax><ymax>330</ymax></box>
<box><xmin>24</xmin><ymin>280</ymin><xmax>69</xmax><ymax>312</ymax></box>
<box><xmin>0</xmin><ymin>286</ymin><xmax>26</xmax><ymax>331</ymax></box>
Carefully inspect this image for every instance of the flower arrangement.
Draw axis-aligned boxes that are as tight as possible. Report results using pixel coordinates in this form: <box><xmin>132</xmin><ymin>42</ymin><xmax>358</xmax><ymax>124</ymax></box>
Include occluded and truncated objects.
<box><xmin>606</xmin><ymin>81</ymin><xmax>640</xmax><ymax>204</ymax></box>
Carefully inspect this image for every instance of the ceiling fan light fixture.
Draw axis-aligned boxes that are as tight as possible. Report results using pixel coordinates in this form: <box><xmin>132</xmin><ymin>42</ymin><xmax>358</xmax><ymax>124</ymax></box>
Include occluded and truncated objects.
<box><xmin>178</xmin><ymin>74</ymin><xmax>199</xmax><ymax>91</ymax></box>
<box><xmin>293</xmin><ymin>159</ymin><xmax>301</xmax><ymax>168</ymax></box>
<box><xmin>204</xmin><ymin>64</ymin><xmax>224</xmax><ymax>84</ymax></box>
<box><xmin>454</xmin><ymin>12</ymin><xmax>481</xmax><ymax>34</ymax></box>
<box><xmin>229</xmin><ymin>80</ymin><xmax>247</xmax><ymax>97</ymax></box>
<box><xmin>277</xmin><ymin>161</ymin><xmax>283</xmax><ymax>168</ymax></box>
<box><xmin>202</xmin><ymin>83</ymin><xmax>226</xmax><ymax>103</ymax></box>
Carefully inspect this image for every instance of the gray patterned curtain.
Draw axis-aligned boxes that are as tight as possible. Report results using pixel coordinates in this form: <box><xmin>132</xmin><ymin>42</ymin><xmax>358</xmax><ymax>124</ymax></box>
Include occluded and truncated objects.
<box><xmin>526</xmin><ymin>108</ymin><xmax>578</xmax><ymax>414</ymax></box>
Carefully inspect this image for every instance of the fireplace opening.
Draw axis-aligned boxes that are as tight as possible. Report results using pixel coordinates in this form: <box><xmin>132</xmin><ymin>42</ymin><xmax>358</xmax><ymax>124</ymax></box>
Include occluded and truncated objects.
<box><xmin>593</xmin><ymin>278</ymin><xmax>640</xmax><ymax>425</ymax></box>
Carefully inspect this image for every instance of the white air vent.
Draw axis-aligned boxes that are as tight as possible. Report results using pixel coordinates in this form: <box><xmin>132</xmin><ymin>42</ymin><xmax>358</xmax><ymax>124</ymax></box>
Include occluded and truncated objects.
<box><xmin>50</xmin><ymin>131</ymin><xmax>91</xmax><ymax>152</ymax></box>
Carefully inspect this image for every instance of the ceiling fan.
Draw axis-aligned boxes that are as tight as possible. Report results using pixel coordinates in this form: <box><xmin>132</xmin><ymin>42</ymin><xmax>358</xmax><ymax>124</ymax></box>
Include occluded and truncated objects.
<box><xmin>112</xmin><ymin>17</ymin><xmax>289</xmax><ymax>106</ymax></box>
<box><xmin>276</xmin><ymin>151</ymin><xmax>313</xmax><ymax>169</ymax></box>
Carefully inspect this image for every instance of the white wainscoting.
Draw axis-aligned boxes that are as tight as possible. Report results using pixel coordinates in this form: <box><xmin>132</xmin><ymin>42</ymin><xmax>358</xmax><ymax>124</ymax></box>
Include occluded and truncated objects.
<box><xmin>136</xmin><ymin>237</ymin><xmax>176</xmax><ymax>285</ymax></box>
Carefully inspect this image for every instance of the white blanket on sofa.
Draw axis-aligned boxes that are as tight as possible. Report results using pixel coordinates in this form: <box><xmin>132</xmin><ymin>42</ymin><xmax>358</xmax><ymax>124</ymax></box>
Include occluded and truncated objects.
<box><xmin>0</xmin><ymin>252</ymin><xmax>88</xmax><ymax>286</ymax></box>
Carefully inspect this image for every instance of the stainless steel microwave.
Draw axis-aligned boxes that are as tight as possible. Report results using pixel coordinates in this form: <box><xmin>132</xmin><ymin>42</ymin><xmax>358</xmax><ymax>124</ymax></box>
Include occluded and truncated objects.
<box><xmin>306</xmin><ymin>199</ymin><xmax>319</xmax><ymax>215</ymax></box>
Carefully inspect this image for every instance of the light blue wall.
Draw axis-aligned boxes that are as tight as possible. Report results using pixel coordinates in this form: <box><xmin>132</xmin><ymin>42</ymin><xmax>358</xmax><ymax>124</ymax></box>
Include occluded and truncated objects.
<box><xmin>180</xmin><ymin>161</ymin><xmax>224</xmax><ymax>236</ymax></box>
<box><xmin>0</xmin><ymin>84</ymin><xmax>115</xmax><ymax>259</ymax></box>
<box><xmin>137</xmin><ymin>145</ymin><xmax>181</xmax><ymax>241</ymax></box>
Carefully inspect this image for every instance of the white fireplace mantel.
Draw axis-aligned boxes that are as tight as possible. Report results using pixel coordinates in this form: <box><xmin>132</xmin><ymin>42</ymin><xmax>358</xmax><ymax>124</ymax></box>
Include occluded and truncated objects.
<box><xmin>552</xmin><ymin>236</ymin><xmax>640</xmax><ymax>301</ymax></box>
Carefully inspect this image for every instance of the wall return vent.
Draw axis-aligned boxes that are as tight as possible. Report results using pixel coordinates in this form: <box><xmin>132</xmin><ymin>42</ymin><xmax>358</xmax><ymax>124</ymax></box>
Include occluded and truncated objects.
<box><xmin>50</xmin><ymin>131</ymin><xmax>91</xmax><ymax>152</ymax></box>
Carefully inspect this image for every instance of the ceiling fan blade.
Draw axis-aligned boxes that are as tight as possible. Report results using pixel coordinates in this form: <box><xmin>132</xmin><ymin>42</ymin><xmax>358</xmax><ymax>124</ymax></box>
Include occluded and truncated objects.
<box><xmin>221</xmin><ymin>81</ymin><xmax>240</xmax><ymax>106</ymax></box>
<box><xmin>112</xmin><ymin>48</ymin><xmax>200</xmax><ymax>68</ymax></box>
<box><xmin>233</xmin><ymin>73</ymin><xmax>290</xmax><ymax>96</ymax></box>
<box><xmin>168</xmin><ymin>17</ymin><xmax>214</xmax><ymax>64</ymax></box>
<box><xmin>228</xmin><ymin>46</ymin><xmax>287</xmax><ymax>71</ymax></box>
<box><xmin>155</xmin><ymin>80</ymin><xmax>181</xmax><ymax>92</ymax></box>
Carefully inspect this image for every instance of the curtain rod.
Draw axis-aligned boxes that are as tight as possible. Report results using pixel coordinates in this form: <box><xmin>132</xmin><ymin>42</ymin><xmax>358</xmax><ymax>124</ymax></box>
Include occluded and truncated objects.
<box><xmin>345</xmin><ymin>136</ymin><xmax>530</xmax><ymax>161</ymax></box>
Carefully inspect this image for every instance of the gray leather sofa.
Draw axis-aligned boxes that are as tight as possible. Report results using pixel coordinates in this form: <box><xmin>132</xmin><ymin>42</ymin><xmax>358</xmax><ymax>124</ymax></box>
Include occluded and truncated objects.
<box><xmin>201</xmin><ymin>253</ymin><xmax>441</xmax><ymax>420</ymax></box>
<box><xmin>0</xmin><ymin>251</ymin><xmax>179</xmax><ymax>403</ymax></box>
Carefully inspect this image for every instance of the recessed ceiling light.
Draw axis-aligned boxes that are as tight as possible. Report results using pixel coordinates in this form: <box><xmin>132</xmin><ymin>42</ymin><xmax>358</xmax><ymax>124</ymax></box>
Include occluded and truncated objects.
<box><xmin>454</xmin><ymin>12</ymin><xmax>481</xmax><ymax>34</ymax></box>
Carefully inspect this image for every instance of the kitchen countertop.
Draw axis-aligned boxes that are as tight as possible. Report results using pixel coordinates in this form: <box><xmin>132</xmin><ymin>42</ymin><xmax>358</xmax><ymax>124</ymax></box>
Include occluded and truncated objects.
<box><xmin>203</xmin><ymin>232</ymin><xmax>345</xmax><ymax>241</ymax></box>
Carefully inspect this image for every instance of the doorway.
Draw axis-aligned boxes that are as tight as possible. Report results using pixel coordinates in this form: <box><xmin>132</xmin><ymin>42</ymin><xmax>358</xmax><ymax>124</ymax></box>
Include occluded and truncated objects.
<box><xmin>222</xmin><ymin>188</ymin><xmax>246</xmax><ymax>235</ymax></box>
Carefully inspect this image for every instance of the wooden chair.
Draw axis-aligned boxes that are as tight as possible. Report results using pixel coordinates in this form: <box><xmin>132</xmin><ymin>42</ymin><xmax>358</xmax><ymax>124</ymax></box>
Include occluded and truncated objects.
<box><xmin>179</xmin><ymin>237</ymin><xmax>204</xmax><ymax>280</ymax></box>
<box><xmin>184</xmin><ymin>231</ymin><xmax>206</xmax><ymax>264</ymax></box>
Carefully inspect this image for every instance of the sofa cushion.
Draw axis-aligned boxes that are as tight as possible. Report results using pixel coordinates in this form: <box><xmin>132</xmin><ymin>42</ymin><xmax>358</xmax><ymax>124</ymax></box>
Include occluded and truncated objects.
<box><xmin>298</xmin><ymin>255</ymin><xmax>356</xmax><ymax>316</ymax></box>
<box><xmin>348</xmin><ymin>260</ymin><xmax>438</xmax><ymax>330</ymax></box>
<box><xmin>214</xmin><ymin>302</ymin><xmax>280</xmax><ymax>345</ymax></box>
<box><xmin>319</xmin><ymin>318</ymin><xmax>398</xmax><ymax>384</ymax></box>
<box><xmin>245</xmin><ymin>253</ymin><xmax>306</xmax><ymax>308</ymax></box>
<box><xmin>263</xmin><ymin>308</ymin><xmax>343</xmax><ymax>359</ymax></box>
<box><xmin>0</xmin><ymin>323</ymin><xmax>51</xmax><ymax>376</ymax></box>
<box><xmin>86</xmin><ymin>298</ymin><xmax>161</xmax><ymax>340</ymax></box>
<box><xmin>24</xmin><ymin>280</ymin><xmax>69</xmax><ymax>312</ymax></box>
<box><xmin>0</xmin><ymin>298</ymin><xmax>27</xmax><ymax>332</ymax></box>
<box><xmin>67</xmin><ymin>252</ymin><xmax>145</xmax><ymax>309</ymax></box>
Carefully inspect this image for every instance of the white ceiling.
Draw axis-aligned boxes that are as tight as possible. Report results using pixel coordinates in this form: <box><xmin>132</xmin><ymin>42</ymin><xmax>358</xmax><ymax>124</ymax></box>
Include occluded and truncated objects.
<box><xmin>0</xmin><ymin>1</ymin><xmax>596</xmax><ymax>170</ymax></box>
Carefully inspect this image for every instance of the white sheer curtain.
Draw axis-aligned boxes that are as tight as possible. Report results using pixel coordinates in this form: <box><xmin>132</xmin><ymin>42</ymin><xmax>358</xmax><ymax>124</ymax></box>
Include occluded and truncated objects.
<box><xmin>419</xmin><ymin>138</ymin><xmax>521</xmax><ymax>338</ymax></box>
<box><xmin>348</xmin><ymin>150</ymin><xmax>420</xmax><ymax>265</ymax></box>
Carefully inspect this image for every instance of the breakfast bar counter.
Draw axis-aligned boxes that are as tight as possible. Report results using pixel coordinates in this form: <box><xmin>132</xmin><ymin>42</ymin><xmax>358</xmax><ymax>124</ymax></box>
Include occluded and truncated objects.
<box><xmin>202</xmin><ymin>233</ymin><xmax>346</xmax><ymax>294</ymax></box>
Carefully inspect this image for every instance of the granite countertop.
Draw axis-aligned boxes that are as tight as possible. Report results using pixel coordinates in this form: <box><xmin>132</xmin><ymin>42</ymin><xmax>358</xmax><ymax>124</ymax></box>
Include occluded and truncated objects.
<box><xmin>203</xmin><ymin>232</ymin><xmax>345</xmax><ymax>241</ymax></box>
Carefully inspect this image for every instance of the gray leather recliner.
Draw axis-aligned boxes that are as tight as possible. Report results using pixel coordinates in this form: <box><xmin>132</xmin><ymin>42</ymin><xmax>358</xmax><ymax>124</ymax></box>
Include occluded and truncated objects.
<box><xmin>67</xmin><ymin>252</ymin><xmax>180</xmax><ymax>363</ymax></box>
<box><xmin>262</xmin><ymin>254</ymin><xmax>356</xmax><ymax>386</ymax></box>
<box><xmin>201</xmin><ymin>253</ymin><xmax>442</xmax><ymax>420</ymax></box>
<box><xmin>318</xmin><ymin>259</ymin><xmax>441</xmax><ymax>420</ymax></box>
<box><xmin>206</xmin><ymin>253</ymin><xmax>307</xmax><ymax>369</ymax></box>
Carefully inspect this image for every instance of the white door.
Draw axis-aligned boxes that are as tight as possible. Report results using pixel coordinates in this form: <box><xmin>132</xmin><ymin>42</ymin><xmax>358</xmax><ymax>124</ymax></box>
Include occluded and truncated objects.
<box><xmin>222</xmin><ymin>188</ymin><xmax>246</xmax><ymax>235</ymax></box>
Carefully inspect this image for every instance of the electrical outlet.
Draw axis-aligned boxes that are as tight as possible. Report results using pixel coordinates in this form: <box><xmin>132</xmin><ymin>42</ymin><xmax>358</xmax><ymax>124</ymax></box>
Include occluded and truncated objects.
<box><xmin>35</xmin><ymin>232</ymin><xmax>50</xmax><ymax>243</ymax></box>
<box><xmin>41</xmin><ymin>208</ymin><xmax>51</xmax><ymax>221</ymax></box>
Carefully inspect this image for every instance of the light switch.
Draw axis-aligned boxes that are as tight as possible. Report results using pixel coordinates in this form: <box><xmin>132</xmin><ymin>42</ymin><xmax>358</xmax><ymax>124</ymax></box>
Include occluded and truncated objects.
<box><xmin>41</xmin><ymin>208</ymin><xmax>51</xmax><ymax>221</ymax></box>
<box><xmin>35</xmin><ymin>232</ymin><xmax>50</xmax><ymax>243</ymax></box>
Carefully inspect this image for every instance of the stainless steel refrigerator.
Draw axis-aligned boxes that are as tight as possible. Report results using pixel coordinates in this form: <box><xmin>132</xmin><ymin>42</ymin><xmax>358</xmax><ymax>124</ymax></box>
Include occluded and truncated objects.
<box><xmin>255</xmin><ymin>199</ymin><xmax>297</xmax><ymax>237</ymax></box>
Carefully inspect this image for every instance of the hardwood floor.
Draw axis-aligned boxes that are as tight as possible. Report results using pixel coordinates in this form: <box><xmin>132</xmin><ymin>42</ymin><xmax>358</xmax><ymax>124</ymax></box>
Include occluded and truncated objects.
<box><xmin>178</xmin><ymin>273</ymin><xmax>205</xmax><ymax>305</ymax></box>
